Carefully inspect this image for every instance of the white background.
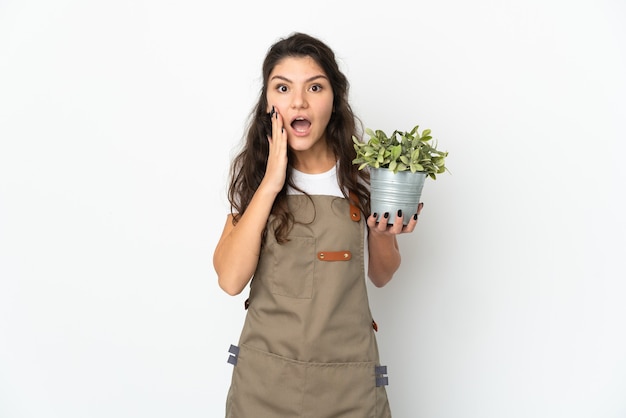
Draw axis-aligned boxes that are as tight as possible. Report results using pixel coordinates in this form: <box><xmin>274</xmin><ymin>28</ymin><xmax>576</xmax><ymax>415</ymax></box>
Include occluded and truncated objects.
<box><xmin>1</xmin><ymin>0</ymin><xmax>625</xmax><ymax>417</ymax></box>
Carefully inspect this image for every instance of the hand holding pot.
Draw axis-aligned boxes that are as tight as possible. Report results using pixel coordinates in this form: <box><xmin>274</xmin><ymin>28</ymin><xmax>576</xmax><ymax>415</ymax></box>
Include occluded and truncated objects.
<box><xmin>368</xmin><ymin>202</ymin><xmax>424</xmax><ymax>236</ymax></box>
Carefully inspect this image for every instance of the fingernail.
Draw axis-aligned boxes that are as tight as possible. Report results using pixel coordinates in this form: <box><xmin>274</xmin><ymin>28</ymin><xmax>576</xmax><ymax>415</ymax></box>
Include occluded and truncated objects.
<box><xmin>270</xmin><ymin>105</ymin><xmax>275</xmax><ymax>117</ymax></box>
<box><xmin>413</xmin><ymin>213</ymin><xmax>418</xmax><ymax>220</ymax></box>
<box><xmin>397</xmin><ymin>209</ymin><xmax>402</xmax><ymax>218</ymax></box>
<box><xmin>383</xmin><ymin>212</ymin><xmax>389</xmax><ymax>219</ymax></box>
<box><xmin>281</xmin><ymin>127</ymin><xmax>284</xmax><ymax>133</ymax></box>
<box><xmin>372</xmin><ymin>213</ymin><xmax>378</xmax><ymax>219</ymax></box>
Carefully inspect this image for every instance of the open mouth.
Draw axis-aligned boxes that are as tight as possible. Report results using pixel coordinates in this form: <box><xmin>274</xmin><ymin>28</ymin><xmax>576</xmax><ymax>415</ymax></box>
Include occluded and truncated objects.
<box><xmin>290</xmin><ymin>117</ymin><xmax>311</xmax><ymax>133</ymax></box>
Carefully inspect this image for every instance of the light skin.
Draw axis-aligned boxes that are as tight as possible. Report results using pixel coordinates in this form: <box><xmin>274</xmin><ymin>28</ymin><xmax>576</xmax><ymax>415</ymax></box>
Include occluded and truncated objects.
<box><xmin>213</xmin><ymin>56</ymin><xmax>422</xmax><ymax>295</ymax></box>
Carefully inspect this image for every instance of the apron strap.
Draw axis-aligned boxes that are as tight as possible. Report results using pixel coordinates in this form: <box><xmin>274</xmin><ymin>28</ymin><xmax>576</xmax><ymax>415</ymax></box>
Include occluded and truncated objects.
<box><xmin>348</xmin><ymin>191</ymin><xmax>361</xmax><ymax>222</ymax></box>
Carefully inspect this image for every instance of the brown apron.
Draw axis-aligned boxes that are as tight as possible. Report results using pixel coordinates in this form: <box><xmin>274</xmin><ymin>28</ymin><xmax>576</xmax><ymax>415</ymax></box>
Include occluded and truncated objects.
<box><xmin>226</xmin><ymin>194</ymin><xmax>391</xmax><ymax>418</ymax></box>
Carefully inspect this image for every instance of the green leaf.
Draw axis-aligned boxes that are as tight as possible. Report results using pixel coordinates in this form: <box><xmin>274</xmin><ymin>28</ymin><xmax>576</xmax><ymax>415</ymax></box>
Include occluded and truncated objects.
<box><xmin>390</xmin><ymin>145</ymin><xmax>402</xmax><ymax>160</ymax></box>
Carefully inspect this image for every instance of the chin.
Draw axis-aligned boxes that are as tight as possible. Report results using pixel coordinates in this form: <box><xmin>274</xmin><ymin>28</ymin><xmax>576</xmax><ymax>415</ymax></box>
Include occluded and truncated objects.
<box><xmin>288</xmin><ymin>145</ymin><xmax>313</xmax><ymax>153</ymax></box>
<box><xmin>287</xmin><ymin>138</ymin><xmax>313</xmax><ymax>151</ymax></box>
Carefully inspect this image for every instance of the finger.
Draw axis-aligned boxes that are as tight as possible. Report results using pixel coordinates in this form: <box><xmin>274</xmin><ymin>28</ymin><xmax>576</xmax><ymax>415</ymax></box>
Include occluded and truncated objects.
<box><xmin>272</xmin><ymin>111</ymin><xmax>288</xmax><ymax>161</ymax></box>
<box><xmin>266</xmin><ymin>106</ymin><xmax>276</xmax><ymax>144</ymax></box>
<box><xmin>376</xmin><ymin>212</ymin><xmax>391</xmax><ymax>231</ymax></box>
<box><xmin>417</xmin><ymin>202</ymin><xmax>424</xmax><ymax>216</ymax></box>
<box><xmin>268</xmin><ymin>107</ymin><xmax>286</xmax><ymax>153</ymax></box>
<box><xmin>271</xmin><ymin>106</ymin><xmax>285</xmax><ymax>140</ymax></box>
<box><xmin>366</xmin><ymin>213</ymin><xmax>379</xmax><ymax>229</ymax></box>
<box><xmin>402</xmin><ymin>215</ymin><xmax>417</xmax><ymax>233</ymax></box>
<box><xmin>382</xmin><ymin>210</ymin><xmax>401</xmax><ymax>234</ymax></box>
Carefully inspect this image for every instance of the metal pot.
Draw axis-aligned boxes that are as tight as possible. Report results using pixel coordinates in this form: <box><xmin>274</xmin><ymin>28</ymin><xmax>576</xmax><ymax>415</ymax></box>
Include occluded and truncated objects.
<box><xmin>370</xmin><ymin>168</ymin><xmax>427</xmax><ymax>225</ymax></box>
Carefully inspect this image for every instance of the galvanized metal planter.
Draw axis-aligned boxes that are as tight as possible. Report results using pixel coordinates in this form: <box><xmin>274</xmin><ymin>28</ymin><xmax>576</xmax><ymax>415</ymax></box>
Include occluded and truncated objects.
<box><xmin>370</xmin><ymin>168</ymin><xmax>427</xmax><ymax>225</ymax></box>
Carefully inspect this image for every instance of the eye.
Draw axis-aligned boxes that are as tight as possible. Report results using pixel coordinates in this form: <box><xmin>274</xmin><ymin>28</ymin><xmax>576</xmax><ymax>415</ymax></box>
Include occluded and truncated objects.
<box><xmin>277</xmin><ymin>84</ymin><xmax>288</xmax><ymax>93</ymax></box>
<box><xmin>310</xmin><ymin>84</ymin><xmax>323</xmax><ymax>92</ymax></box>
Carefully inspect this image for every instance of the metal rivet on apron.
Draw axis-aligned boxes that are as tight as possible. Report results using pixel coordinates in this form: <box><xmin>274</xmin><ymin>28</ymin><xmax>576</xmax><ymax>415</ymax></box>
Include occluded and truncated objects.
<box><xmin>343</xmin><ymin>253</ymin><xmax>349</xmax><ymax>258</ymax></box>
<box><xmin>319</xmin><ymin>253</ymin><xmax>325</xmax><ymax>259</ymax></box>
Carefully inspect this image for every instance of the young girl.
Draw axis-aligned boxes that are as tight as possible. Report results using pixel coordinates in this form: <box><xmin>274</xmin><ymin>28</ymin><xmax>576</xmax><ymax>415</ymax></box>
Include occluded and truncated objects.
<box><xmin>213</xmin><ymin>32</ymin><xmax>423</xmax><ymax>417</ymax></box>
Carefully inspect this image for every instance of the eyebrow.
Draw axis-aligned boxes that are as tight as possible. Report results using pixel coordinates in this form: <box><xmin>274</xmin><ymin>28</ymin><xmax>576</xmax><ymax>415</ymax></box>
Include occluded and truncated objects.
<box><xmin>269</xmin><ymin>74</ymin><xmax>329</xmax><ymax>83</ymax></box>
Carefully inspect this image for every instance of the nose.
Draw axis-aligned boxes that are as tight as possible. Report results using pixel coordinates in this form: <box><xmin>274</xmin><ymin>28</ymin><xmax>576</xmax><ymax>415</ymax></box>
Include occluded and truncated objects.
<box><xmin>290</xmin><ymin>89</ymin><xmax>308</xmax><ymax>109</ymax></box>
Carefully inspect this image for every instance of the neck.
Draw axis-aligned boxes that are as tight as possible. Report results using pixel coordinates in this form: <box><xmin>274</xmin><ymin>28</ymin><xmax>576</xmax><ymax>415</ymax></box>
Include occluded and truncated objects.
<box><xmin>292</xmin><ymin>149</ymin><xmax>336</xmax><ymax>174</ymax></box>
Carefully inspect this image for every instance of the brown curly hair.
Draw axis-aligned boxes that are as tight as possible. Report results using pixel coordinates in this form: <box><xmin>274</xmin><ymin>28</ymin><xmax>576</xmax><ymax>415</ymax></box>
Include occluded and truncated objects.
<box><xmin>227</xmin><ymin>32</ymin><xmax>370</xmax><ymax>243</ymax></box>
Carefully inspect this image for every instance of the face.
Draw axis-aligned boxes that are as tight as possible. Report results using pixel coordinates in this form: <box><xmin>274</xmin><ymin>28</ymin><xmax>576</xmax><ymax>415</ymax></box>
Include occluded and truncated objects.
<box><xmin>266</xmin><ymin>56</ymin><xmax>334</xmax><ymax>156</ymax></box>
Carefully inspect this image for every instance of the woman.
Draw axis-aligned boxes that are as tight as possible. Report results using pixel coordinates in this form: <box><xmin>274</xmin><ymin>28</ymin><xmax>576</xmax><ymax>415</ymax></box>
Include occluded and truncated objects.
<box><xmin>213</xmin><ymin>32</ymin><xmax>423</xmax><ymax>417</ymax></box>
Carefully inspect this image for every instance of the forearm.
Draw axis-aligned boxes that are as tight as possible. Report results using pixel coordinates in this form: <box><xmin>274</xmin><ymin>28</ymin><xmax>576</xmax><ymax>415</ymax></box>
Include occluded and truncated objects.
<box><xmin>213</xmin><ymin>183</ymin><xmax>278</xmax><ymax>295</ymax></box>
<box><xmin>367</xmin><ymin>232</ymin><xmax>401</xmax><ymax>287</ymax></box>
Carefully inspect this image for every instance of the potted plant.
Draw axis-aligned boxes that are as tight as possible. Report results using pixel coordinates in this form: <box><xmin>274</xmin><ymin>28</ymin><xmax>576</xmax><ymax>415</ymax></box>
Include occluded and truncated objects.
<box><xmin>352</xmin><ymin>124</ymin><xmax>448</xmax><ymax>224</ymax></box>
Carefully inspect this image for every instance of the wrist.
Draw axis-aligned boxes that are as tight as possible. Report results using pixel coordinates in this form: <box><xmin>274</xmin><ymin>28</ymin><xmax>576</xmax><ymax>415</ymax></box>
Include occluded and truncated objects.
<box><xmin>257</xmin><ymin>179</ymin><xmax>282</xmax><ymax>198</ymax></box>
<box><xmin>368</xmin><ymin>229</ymin><xmax>396</xmax><ymax>245</ymax></box>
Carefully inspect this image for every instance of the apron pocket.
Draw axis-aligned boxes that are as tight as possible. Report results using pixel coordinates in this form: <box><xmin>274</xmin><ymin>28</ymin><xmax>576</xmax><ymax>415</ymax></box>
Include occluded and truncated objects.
<box><xmin>226</xmin><ymin>344</ymin><xmax>306</xmax><ymax>418</ymax></box>
<box><xmin>270</xmin><ymin>236</ymin><xmax>315</xmax><ymax>299</ymax></box>
<box><xmin>301</xmin><ymin>361</ymin><xmax>377</xmax><ymax>418</ymax></box>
